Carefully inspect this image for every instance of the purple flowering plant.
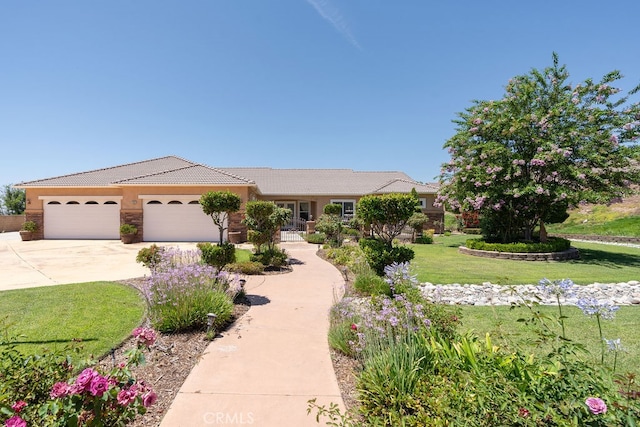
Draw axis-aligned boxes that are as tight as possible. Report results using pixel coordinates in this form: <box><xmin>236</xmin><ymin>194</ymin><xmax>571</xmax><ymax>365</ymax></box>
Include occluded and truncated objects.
<box><xmin>142</xmin><ymin>247</ymin><xmax>241</xmax><ymax>332</ymax></box>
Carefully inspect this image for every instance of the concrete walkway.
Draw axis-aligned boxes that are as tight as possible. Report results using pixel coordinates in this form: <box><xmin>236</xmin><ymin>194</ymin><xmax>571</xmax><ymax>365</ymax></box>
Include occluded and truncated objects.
<box><xmin>160</xmin><ymin>242</ymin><xmax>346</xmax><ymax>427</ymax></box>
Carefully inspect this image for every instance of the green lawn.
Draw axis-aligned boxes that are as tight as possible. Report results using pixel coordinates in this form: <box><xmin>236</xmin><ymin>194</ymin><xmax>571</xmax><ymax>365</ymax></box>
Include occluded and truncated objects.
<box><xmin>0</xmin><ymin>282</ymin><xmax>145</xmax><ymax>358</ymax></box>
<box><xmin>236</xmin><ymin>248</ymin><xmax>252</xmax><ymax>262</ymax></box>
<box><xmin>458</xmin><ymin>304</ymin><xmax>640</xmax><ymax>375</ymax></box>
<box><xmin>411</xmin><ymin>234</ymin><xmax>640</xmax><ymax>285</ymax></box>
<box><xmin>546</xmin><ymin>216</ymin><xmax>640</xmax><ymax>237</ymax></box>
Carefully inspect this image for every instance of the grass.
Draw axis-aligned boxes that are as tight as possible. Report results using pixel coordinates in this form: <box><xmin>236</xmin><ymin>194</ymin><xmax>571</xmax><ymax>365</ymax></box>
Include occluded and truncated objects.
<box><xmin>236</xmin><ymin>248</ymin><xmax>252</xmax><ymax>262</ymax></box>
<box><xmin>546</xmin><ymin>216</ymin><xmax>640</xmax><ymax>237</ymax></box>
<box><xmin>0</xmin><ymin>282</ymin><xmax>145</xmax><ymax>358</ymax></box>
<box><xmin>410</xmin><ymin>234</ymin><xmax>640</xmax><ymax>285</ymax></box>
<box><xmin>458</xmin><ymin>304</ymin><xmax>640</xmax><ymax>375</ymax></box>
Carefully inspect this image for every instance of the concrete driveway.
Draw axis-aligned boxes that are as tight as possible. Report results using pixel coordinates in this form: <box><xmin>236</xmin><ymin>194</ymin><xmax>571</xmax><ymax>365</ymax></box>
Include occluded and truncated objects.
<box><xmin>0</xmin><ymin>232</ymin><xmax>194</xmax><ymax>291</ymax></box>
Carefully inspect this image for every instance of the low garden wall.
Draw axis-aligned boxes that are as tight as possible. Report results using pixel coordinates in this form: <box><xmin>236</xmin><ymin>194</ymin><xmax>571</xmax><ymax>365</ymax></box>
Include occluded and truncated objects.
<box><xmin>458</xmin><ymin>246</ymin><xmax>580</xmax><ymax>261</ymax></box>
<box><xmin>551</xmin><ymin>233</ymin><xmax>640</xmax><ymax>245</ymax></box>
<box><xmin>0</xmin><ymin>215</ymin><xmax>25</xmax><ymax>232</ymax></box>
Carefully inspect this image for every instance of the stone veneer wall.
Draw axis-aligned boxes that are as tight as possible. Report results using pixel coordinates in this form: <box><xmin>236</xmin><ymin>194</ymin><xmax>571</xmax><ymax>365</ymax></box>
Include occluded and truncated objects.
<box><xmin>228</xmin><ymin>211</ymin><xmax>247</xmax><ymax>242</ymax></box>
<box><xmin>24</xmin><ymin>212</ymin><xmax>44</xmax><ymax>240</ymax></box>
<box><xmin>120</xmin><ymin>211</ymin><xmax>143</xmax><ymax>243</ymax></box>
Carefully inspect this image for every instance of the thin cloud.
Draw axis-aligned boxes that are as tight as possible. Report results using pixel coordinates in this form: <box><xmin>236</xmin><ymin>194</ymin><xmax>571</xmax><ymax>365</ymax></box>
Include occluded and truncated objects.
<box><xmin>305</xmin><ymin>0</ymin><xmax>361</xmax><ymax>49</ymax></box>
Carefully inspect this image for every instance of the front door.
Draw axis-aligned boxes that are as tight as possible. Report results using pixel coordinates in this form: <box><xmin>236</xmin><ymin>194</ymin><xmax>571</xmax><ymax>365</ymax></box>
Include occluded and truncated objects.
<box><xmin>276</xmin><ymin>201</ymin><xmax>296</xmax><ymax>218</ymax></box>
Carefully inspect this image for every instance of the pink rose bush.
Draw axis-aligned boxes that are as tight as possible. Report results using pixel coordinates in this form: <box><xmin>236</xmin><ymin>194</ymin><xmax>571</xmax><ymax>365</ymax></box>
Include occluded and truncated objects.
<box><xmin>1</xmin><ymin>327</ymin><xmax>158</xmax><ymax>426</ymax></box>
<box><xmin>585</xmin><ymin>397</ymin><xmax>607</xmax><ymax>415</ymax></box>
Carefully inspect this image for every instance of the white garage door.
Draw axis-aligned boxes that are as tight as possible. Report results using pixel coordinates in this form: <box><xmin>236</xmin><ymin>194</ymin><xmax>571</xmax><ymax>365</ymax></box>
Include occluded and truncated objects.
<box><xmin>143</xmin><ymin>199</ymin><xmax>221</xmax><ymax>242</ymax></box>
<box><xmin>44</xmin><ymin>200</ymin><xmax>121</xmax><ymax>239</ymax></box>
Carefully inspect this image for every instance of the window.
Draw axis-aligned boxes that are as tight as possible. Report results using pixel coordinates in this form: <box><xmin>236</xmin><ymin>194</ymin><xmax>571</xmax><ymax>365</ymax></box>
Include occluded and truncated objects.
<box><xmin>66</xmin><ymin>201</ymin><xmax>80</xmax><ymax>205</ymax></box>
<box><xmin>104</xmin><ymin>201</ymin><xmax>117</xmax><ymax>205</ymax></box>
<box><xmin>168</xmin><ymin>200</ymin><xmax>183</xmax><ymax>204</ymax></box>
<box><xmin>147</xmin><ymin>200</ymin><xmax>162</xmax><ymax>205</ymax></box>
<box><xmin>418</xmin><ymin>198</ymin><xmax>427</xmax><ymax>209</ymax></box>
<box><xmin>85</xmin><ymin>201</ymin><xmax>98</xmax><ymax>205</ymax></box>
<box><xmin>47</xmin><ymin>201</ymin><xmax>61</xmax><ymax>205</ymax></box>
<box><xmin>330</xmin><ymin>200</ymin><xmax>356</xmax><ymax>218</ymax></box>
<box><xmin>188</xmin><ymin>200</ymin><xmax>200</xmax><ymax>204</ymax></box>
<box><xmin>299</xmin><ymin>202</ymin><xmax>310</xmax><ymax>221</ymax></box>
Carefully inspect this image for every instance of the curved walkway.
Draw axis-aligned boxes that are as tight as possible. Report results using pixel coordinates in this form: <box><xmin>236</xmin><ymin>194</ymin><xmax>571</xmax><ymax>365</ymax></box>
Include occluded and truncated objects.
<box><xmin>160</xmin><ymin>242</ymin><xmax>346</xmax><ymax>427</ymax></box>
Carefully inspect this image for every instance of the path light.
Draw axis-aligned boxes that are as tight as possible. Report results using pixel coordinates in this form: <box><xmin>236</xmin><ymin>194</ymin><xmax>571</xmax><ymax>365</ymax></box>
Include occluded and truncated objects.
<box><xmin>206</xmin><ymin>313</ymin><xmax>217</xmax><ymax>334</ymax></box>
<box><xmin>341</xmin><ymin>267</ymin><xmax>349</xmax><ymax>283</ymax></box>
<box><xmin>239</xmin><ymin>279</ymin><xmax>246</xmax><ymax>291</ymax></box>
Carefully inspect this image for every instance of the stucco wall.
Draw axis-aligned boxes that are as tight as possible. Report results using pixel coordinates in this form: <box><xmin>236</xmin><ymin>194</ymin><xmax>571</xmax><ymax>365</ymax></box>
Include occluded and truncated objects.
<box><xmin>0</xmin><ymin>215</ymin><xmax>25</xmax><ymax>232</ymax></box>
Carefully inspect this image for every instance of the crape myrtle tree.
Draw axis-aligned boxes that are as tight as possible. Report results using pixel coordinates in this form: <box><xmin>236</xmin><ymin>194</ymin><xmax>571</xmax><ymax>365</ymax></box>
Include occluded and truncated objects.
<box><xmin>437</xmin><ymin>54</ymin><xmax>640</xmax><ymax>243</ymax></box>
<box><xmin>199</xmin><ymin>191</ymin><xmax>242</xmax><ymax>244</ymax></box>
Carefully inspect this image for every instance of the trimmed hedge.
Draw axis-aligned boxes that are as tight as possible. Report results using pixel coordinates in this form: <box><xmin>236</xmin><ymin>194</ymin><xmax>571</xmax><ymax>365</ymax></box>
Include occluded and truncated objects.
<box><xmin>465</xmin><ymin>237</ymin><xmax>571</xmax><ymax>253</ymax></box>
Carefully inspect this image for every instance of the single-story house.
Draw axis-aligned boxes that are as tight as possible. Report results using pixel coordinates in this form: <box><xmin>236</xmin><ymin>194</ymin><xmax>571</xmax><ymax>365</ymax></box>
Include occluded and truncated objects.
<box><xmin>16</xmin><ymin>156</ymin><xmax>443</xmax><ymax>242</ymax></box>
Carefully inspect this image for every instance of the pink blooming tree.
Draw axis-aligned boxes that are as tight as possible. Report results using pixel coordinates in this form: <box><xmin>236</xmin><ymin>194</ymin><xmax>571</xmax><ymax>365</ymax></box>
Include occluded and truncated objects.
<box><xmin>437</xmin><ymin>54</ymin><xmax>640</xmax><ymax>243</ymax></box>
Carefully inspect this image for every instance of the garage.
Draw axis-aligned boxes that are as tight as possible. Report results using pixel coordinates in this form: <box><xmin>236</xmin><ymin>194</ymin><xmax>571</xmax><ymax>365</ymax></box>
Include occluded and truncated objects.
<box><xmin>42</xmin><ymin>197</ymin><xmax>121</xmax><ymax>239</ymax></box>
<box><xmin>142</xmin><ymin>196</ymin><xmax>221</xmax><ymax>242</ymax></box>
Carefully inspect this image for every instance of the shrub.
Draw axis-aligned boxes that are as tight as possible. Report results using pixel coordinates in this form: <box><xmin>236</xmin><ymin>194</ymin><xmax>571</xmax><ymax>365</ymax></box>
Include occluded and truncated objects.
<box><xmin>0</xmin><ymin>327</ymin><xmax>157</xmax><ymax>426</ymax></box>
<box><xmin>354</xmin><ymin>273</ymin><xmax>391</xmax><ymax>296</ymax></box>
<box><xmin>358</xmin><ymin>238</ymin><xmax>414</xmax><ymax>276</ymax></box>
<box><xmin>306</xmin><ymin>232</ymin><xmax>326</xmax><ymax>244</ymax></box>
<box><xmin>198</xmin><ymin>242</ymin><xmax>236</xmax><ymax>270</ymax></box>
<box><xmin>225</xmin><ymin>261</ymin><xmax>265</xmax><ymax>275</ymax></box>
<box><xmin>316</xmin><ymin>213</ymin><xmax>343</xmax><ymax>247</ymax></box>
<box><xmin>465</xmin><ymin>236</ymin><xmax>571</xmax><ymax>253</ymax></box>
<box><xmin>414</xmin><ymin>235</ymin><xmax>433</xmax><ymax>244</ymax></box>
<box><xmin>327</xmin><ymin>319</ymin><xmax>357</xmax><ymax>358</ymax></box>
<box><xmin>250</xmin><ymin>247</ymin><xmax>288</xmax><ymax>268</ymax></box>
<box><xmin>119</xmin><ymin>224</ymin><xmax>137</xmax><ymax>235</ymax></box>
<box><xmin>136</xmin><ymin>244</ymin><xmax>164</xmax><ymax>268</ymax></box>
<box><xmin>141</xmin><ymin>247</ymin><xmax>239</xmax><ymax>332</ymax></box>
<box><xmin>20</xmin><ymin>221</ymin><xmax>38</xmax><ymax>232</ymax></box>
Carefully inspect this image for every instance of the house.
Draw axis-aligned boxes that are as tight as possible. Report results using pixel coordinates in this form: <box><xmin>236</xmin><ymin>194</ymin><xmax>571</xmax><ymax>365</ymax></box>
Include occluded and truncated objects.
<box><xmin>16</xmin><ymin>156</ymin><xmax>443</xmax><ymax>242</ymax></box>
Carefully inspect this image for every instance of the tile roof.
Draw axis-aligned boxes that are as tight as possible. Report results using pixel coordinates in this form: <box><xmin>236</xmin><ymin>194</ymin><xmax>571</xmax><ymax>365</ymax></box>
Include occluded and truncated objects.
<box><xmin>221</xmin><ymin>167</ymin><xmax>437</xmax><ymax>195</ymax></box>
<box><xmin>17</xmin><ymin>156</ymin><xmax>253</xmax><ymax>187</ymax></box>
<box><xmin>16</xmin><ymin>156</ymin><xmax>438</xmax><ymax>194</ymax></box>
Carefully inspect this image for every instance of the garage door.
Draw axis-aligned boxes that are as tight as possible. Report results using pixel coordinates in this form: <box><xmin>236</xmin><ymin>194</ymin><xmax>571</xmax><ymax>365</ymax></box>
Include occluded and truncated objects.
<box><xmin>44</xmin><ymin>200</ymin><xmax>121</xmax><ymax>239</ymax></box>
<box><xmin>143</xmin><ymin>199</ymin><xmax>221</xmax><ymax>242</ymax></box>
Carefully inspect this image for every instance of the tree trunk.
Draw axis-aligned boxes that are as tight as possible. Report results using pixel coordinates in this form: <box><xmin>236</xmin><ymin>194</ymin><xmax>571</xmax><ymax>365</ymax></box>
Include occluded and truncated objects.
<box><xmin>539</xmin><ymin>220</ymin><xmax>547</xmax><ymax>243</ymax></box>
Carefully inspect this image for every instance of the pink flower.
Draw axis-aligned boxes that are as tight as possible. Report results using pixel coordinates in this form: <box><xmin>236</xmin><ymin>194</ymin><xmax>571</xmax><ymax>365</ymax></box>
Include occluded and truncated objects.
<box><xmin>141</xmin><ymin>390</ymin><xmax>157</xmax><ymax>407</ymax></box>
<box><xmin>117</xmin><ymin>385</ymin><xmax>139</xmax><ymax>406</ymax></box>
<box><xmin>473</xmin><ymin>118</ymin><xmax>483</xmax><ymax>125</ymax></box>
<box><xmin>75</xmin><ymin>368</ymin><xmax>99</xmax><ymax>392</ymax></box>
<box><xmin>132</xmin><ymin>327</ymin><xmax>157</xmax><ymax>347</ymax></box>
<box><xmin>89</xmin><ymin>375</ymin><xmax>110</xmax><ymax>397</ymax></box>
<box><xmin>350</xmin><ymin>323</ymin><xmax>358</xmax><ymax>331</ymax></box>
<box><xmin>10</xmin><ymin>401</ymin><xmax>27</xmax><ymax>413</ymax></box>
<box><xmin>5</xmin><ymin>416</ymin><xmax>26</xmax><ymax>427</ymax></box>
<box><xmin>50</xmin><ymin>381</ymin><xmax>71</xmax><ymax>399</ymax></box>
<box><xmin>470</xmin><ymin>127</ymin><xmax>479</xmax><ymax>133</ymax></box>
<box><xmin>518</xmin><ymin>407</ymin><xmax>530</xmax><ymax>418</ymax></box>
<box><xmin>585</xmin><ymin>397</ymin><xmax>607</xmax><ymax>414</ymax></box>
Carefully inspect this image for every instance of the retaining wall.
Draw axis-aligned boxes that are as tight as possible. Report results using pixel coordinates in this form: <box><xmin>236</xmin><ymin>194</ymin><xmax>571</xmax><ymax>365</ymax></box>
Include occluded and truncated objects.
<box><xmin>0</xmin><ymin>215</ymin><xmax>25</xmax><ymax>232</ymax></box>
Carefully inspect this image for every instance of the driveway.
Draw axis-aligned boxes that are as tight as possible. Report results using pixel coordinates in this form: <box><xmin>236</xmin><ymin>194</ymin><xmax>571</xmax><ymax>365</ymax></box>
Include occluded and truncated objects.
<box><xmin>0</xmin><ymin>233</ymin><xmax>181</xmax><ymax>291</ymax></box>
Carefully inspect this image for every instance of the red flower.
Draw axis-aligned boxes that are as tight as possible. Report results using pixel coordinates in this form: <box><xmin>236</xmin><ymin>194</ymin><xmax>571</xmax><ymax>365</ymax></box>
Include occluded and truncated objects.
<box><xmin>350</xmin><ymin>323</ymin><xmax>358</xmax><ymax>331</ymax></box>
<box><xmin>10</xmin><ymin>401</ymin><xmax>27</xmax><ymax>413</ymax></box>
<box><xmin>518</xmin><ymin>407</ymin><xmax>530</xmax><ymax>418</ymax></box>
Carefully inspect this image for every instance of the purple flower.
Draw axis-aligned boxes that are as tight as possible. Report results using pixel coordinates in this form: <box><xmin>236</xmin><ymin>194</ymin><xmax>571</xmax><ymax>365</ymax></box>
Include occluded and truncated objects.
<box><xmin>89</xmin><ymin>375</ymin><xmax>110</xmax><ymax>397</ymax></box>
<box><xmin>576</xmin><ymin>298</ymin><xmax>619</xmax><ymax>320</ymax></box>
<box><xmin>74</xmin><ymin>368</ymin><xmax>99</xmax><ymax>392</ymax></box>
<box><xmin>538</xmin><ymin>278</ymin><xmax>575</xmax><ymax>298</ymax></box>
<box><xmin>50</xmin><ymin>381</ymin><xmax>71</xmax><ymax>399</ymax></box>
<box><xmin>585</xmin><ymin>397</ymin><xmax>607</xmax><ymax>414</ymax></box>
<box><xmin>117</xmin><ymin>385</ymin><xmax>139</xmax><ymax>406</ymax></box>
<box><xmin>605</xmin><ymin>338</ymin><xmax>624</xmax><ymax>352</ymax></box>
<box><xmin>132</xmin><ymin>327</ymin><xmax>157</xmax><ymax>347</ymax></box>
<box><xmin>142</xmin><ymin>390</ymin><xmax>157</xmax><ymax>408</ymax></box>
<box><xmin>5</xmin><ymin>416</ymin><xmax>26</xmax><ymax>427</ymax></box>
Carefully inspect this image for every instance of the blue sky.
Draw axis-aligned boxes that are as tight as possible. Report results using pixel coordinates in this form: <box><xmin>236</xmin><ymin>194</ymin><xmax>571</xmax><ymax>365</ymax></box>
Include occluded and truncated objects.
<box><xmin>2</xmin><ymin>1</ymin><xmax>639</xmax><ymax>186</ymax></box>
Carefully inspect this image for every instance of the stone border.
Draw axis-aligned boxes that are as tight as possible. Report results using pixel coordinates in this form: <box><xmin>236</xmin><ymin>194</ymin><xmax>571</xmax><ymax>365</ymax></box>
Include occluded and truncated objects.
<box><xmin>458</xmin><ymin>246</ymin><xmax>580</xmax><ymax>261</ymax></box>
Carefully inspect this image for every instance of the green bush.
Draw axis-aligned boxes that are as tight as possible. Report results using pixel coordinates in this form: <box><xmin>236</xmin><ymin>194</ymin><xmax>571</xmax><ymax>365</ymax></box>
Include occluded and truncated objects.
<box><xmin>197</xmin><ymin>242</ymin><xmax>236</xmax><ymax>270</ymax></box>
<box><xmin>119</xmin><ymin>223</ymin><xmax>137</xmax><ymax>235</ymax></box>
<box><xmin>136</xmin><ymin>244</ymin><xmax>164</xmax><ymax>268</ymax></box>
<box><xmin>358</xmin><ymin>238</ymin><xmax>415</xmax><ymax>276</ymax></box>
<box><xmin>0</xmin><ymin>331</ymin><xmax>78</xmax><ymax>423</ymax></box>
<box><xmin>327</xmin><ymin>319</ymin><xmax>357</xmax><ymax>358</ymax></box>
<box><xmin>21</xmin><ymin>220</ymin><xmax>38</xmax><ymax>232</ymax></box>
<box><xmin>225</xmin><ymin>261</ymin><xmax>265</xmax><ymax>275</ymax></box>
<box><xmin>250</xmin><ymin>248</ymin><xmax>288</xmax><ymax>268</ymax></box>
<box><xmin>354</xmin><ymin>273</ymin><xmax>391</xmax><ymax>296</ymax></box>
<box><xmin>306</xmin><ymin>232</ymin><xmax>326</xmax><ymax>244</ymax></box>
<box><xmin>414</xmin><ymin>235</ymin><xmax>433</xmax><ymax>244</ymax></box>
<box><xmin>465</xmin><ymin>236</ymin><xmax>571</xmax><ymax>253</ymax></box>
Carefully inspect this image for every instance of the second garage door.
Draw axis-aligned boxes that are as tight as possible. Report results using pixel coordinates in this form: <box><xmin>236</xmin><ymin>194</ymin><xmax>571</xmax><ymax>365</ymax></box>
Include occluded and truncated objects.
<box><xmin>143</xmin><ymin>198</ymin><xmax>221</xmax><ymax>242</ymax></box>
